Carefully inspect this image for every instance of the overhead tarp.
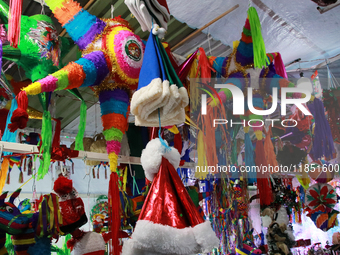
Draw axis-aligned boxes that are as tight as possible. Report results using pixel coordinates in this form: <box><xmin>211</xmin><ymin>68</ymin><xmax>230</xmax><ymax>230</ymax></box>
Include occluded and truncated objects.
<box><xmin>167</xmin><ymin>0</ymin><xmax>340</xmax><ymax>71</ymax></box>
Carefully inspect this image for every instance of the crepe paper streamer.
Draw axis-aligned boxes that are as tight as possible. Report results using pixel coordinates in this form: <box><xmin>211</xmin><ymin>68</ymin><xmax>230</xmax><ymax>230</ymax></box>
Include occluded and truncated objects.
<box><xmin>273</xmin><ymin>53</ymin><xmax>287</xmax><ymax>79</ymax></box>
<box><xmin>247</xmin><ymin>7</ymin><xmax>269</xmax><ymax>69</ymax></box>
<box><xmin>38</xmin><ymin>110</ymin><xmax>52</xmax><ymax>180</ymax></box>
<box><xmin>308</xmin><ymin>98</ymin><xmax>336</xmax><ymax>160</ymax></box>
<box><xmin>197</xmin><ymin>47</ymin><xmax>215</xmax><ymax>80</ymax></box>
<box><xmin>8</xmin><ymin>90</ymin><xmax>28</xmax><ymax>132</ymax></box>
<box><xmin>8</xmin><ymin>0</ymin><xmax>22</xmax><ymax>48</ymax></box>
<box><xmin>73</xmin><ymin>100</ymin><xmax>86</xmax><ymax>151</ymax></box>
<box><xmin>68</xmin><ymin>88</ymin><xmax>87</xmax><ymax>151</ymax></box>
<box><xmin>1</xmin><ymin>96</ymin><xmax>17</xmax><ymax>156</ymax></box>
<box><xmin>196</xmin><ymin>130</ymin><xmax>208</xmax><ymax>179</ymax></box>
<box><xmin>255</xmin><ymin>140</ymin><xmax>273</xmax><ymax>206</ymax></box>
<box><xmin>0</xmin><ymin>157</ymin><xmax>9</xmax><ymax>193</ymax></box>
<box><xmin>52</xmin><ymin>118</ymin><xmax>61</xmax><ymax>148</ymax></box>
<box><xmin>245</xmin><ymin>133</ymin><xmax>256</xmax><ymax>184</ymax></box>
<box><xmin>108</xmin><ymin>172</ymin><xmax>122</xmax><ymax>254</ymax></box>
<box><xmin>264</xmin><ymin>126</ymin><xmax>278</xmax><ymax>170</ymax></box>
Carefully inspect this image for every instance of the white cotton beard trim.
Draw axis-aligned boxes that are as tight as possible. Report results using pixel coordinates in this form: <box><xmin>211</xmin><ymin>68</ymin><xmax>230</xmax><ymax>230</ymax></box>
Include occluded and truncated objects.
<box><xmin>73</xmin><ymin>232</ymin><xmax>105</xmax><ymax>255</ymax></box>
<box><xmin>133</xmin><ymin>85</ymin><xmax>188</xmax><ymax>127</ymax></box>
<box><xmin>121</xmin><ymin>220</ymin><xmax>219</xmax><ymax>255</ymax></box>
<box><xmin>141</xmin><ymin>138</ymin><xmax>180</xmax><ymax>181</ymax></box>
<box><xmin>139</xmin><ymin>80</ymin><xmax>171</xmax><ymax>120</ymax></box>
<box><xmin>131</xmin><ymin>78</ymin><xmax>164</xmax><ymax>115</ymax></box>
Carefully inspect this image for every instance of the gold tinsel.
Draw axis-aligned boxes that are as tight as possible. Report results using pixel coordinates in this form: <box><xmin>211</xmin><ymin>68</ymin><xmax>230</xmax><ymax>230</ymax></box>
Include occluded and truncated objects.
<box><xmin>92</xmin><ymin>79</ymin><xmax>132</xmax><ymax>99</ymax></box>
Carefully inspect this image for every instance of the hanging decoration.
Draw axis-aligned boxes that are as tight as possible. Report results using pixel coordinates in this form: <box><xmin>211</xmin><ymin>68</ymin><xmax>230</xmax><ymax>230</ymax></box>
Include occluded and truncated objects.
<box><xmin>8</xmin><ymin>0</ymin><xmax>22</xmax><ymax>48</ymax></box>
<box><xmin>122</xmin><ymin>138</ymin><xmax>219</xmax><ymax>254</ymax></box>
<box><xmin>90</xmin><ymin>195</ymin><xmax>109</xmax><ymax>233</ymax></box>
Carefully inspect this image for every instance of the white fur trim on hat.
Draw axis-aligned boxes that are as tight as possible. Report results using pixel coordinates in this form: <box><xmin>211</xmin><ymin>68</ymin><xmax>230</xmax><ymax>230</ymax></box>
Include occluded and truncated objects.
<box><xmin>73</xmin><ymin>232</ymin><xmax>105</xmax><ymax>255</ymax></box>
<box><xmin>141</xmin><ymin>138</ymin><xmax>181</xmax><ymax>181</ymax></box>
<box><xmin>121</xmin><ymin>220</ymin><xmax>219</xmax><ymax>255</ymax></box>
<box><xmin>131</xmin><ymin>81</ymin><xmax>188</xmax><ymax>127</ymax></box>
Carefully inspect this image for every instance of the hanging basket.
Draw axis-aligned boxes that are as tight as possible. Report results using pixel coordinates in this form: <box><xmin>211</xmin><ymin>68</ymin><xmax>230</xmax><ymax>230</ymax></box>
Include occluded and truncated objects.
<box><xmin>70</xmin><ymin>137</ymin><xmax>94</xmax><ymax>151</ymax></box>
<box><xmin>86</xmin><ymin>133</ymin><xmax>107</xmax><ymax>166</ymax></box>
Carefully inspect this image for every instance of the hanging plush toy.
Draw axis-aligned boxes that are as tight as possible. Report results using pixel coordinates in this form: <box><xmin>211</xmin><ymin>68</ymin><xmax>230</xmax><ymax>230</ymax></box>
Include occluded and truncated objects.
<box><xmin>53</xmin><ymin>175</ymin><xmax>87</xmax><ymax>234</ymax></box>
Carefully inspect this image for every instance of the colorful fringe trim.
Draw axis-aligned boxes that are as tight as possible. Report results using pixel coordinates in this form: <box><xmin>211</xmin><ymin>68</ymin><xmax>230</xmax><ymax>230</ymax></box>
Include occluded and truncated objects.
<box><xmin>44</xmin><ymin>0</ymin><xmax>106</xmax><ymax>50</ymax></box>
<box><xmin>99</xmin><ymin>88</ymin><xmax>129</xmax><ymax>172</ymax></box>
<box><xmin>24</xmin><ymin>51</ymin><xmax>110</xmax><ymax>95</ymax></box>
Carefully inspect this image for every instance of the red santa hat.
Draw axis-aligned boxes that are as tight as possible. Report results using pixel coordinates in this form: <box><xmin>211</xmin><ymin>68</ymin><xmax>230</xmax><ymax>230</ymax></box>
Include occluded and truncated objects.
<box><xmin>122</xmin><ymin>138</ymin><xmax>219</xmax><ymax>255</ymax></box>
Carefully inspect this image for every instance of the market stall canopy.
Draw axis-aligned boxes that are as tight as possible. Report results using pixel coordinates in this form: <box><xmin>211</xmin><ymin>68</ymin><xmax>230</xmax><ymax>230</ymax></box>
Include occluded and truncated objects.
<box><xmin>167</xmin><ymin>0</ymin><xmax>340</xmax><ymax>71</ymax></box>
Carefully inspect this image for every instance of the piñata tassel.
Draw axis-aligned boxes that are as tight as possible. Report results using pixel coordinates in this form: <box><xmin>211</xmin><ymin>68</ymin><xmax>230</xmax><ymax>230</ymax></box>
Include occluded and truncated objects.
<box><xmin>245</xmin><ymin>132</ymin><xmax>256</xmax><ymax>184</ymax></box>
<box><xmin>23</xmin><ymin>156</ymin><xmax>26</xmax><ymax>172</ymax></box>
<box><xmin>197</xmin><ymin>47</ymin><xmax>215</xmax><ymax>80</ymax></box>
<box><xmin>38</xmin><ymin>110</ymin><xmax>52</xmax><ymax>180</ymax></box>
<box><xmin>105</xmin><ymin>166</ymin><xmax>107</xmax><ymax>179</ymax></box>
<box><xmin>27</xmin><ymin>156</ymin><xmax>32</xmax><ymax>176</ymax></box>
<box><xmin>196</xmin><ymin>130</ymin><xmax>208</xmax><ymax>179</ymax></box>
<box><xmin>255</xmin><ymin>139</ymin><xmax>273</xmax><ymax>207</ymax></box>
<box><xmin>8</xmin><ymin>90</ymin><xmax>28</xmax><ymax>132</ymax></box>
<box><xmin>109</xmin><ymin>172</ymin><xmax>121</xmax><ymax>254</ymax></box>
<box><xmin>8</xmin><ymin>0</ymin><xmax>22</xmax><ymax>48</ymax></box>
<box><xmin>308</xmin><ymin>98</ymin><xmax>336</xmax><ymax>160</ymax></box>
<box><xmin>264</xmin><ymin>126</ymin><xmax>278</xmax><ymax>170</ymax></box>
<box><xmin>274</xmin><ymin>53</ymin><xmax>288</xmax><ymax>79</ymax></box>
<box><xmin>52</xmin><ymin>119</ymin><xmax>61</xmax><ymax>148</ymax></box>
<box><xmin>92</xmin><ymin>166</ymin><xmax>96</xmax><ymax>179</ymax></box>
<box><xmin>247</xmin><ymin>7</ymin><xmax>269</xmax><ymax>69</ymax></box>
<box><xmin>6</xmin><ymin>171</ymin><xmax>10</xmax><ymax>184</ymax></box>
<box><xmin>97</xmin><ymin>165</ymin><xmax>99</xmax><ymax>179</ymax></box>
<box><xmin>75</xmin><ymin>100</ymin><xmax>87</xmax><ymax>151</ymax></box>
<box><xmin>0</xmin><ymin>158</ymin><xmax>9</xmax><ymax>193</ymax></box>
<box><xmin>18</xmin><ymin>171</ymin><xmax>23</xmax><ymax>183</ymax></box>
